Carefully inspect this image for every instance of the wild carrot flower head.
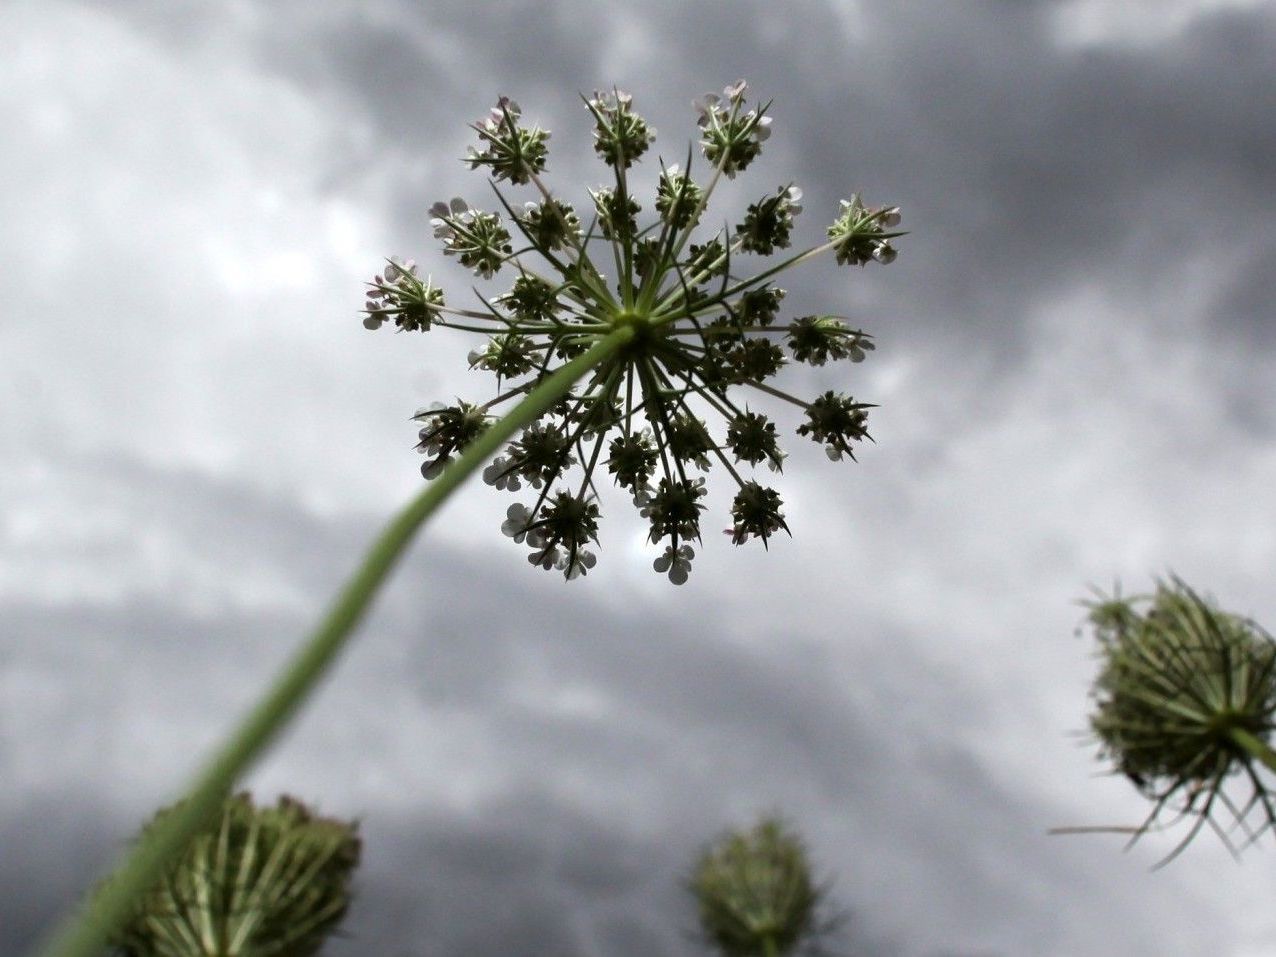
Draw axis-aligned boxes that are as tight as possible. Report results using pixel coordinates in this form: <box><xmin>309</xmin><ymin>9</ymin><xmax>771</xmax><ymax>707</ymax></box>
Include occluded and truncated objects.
<box><xmin>362</xmin><ymin>80</ymin><xmax>904</xmax><ymax>582</ymax></box>
<box><xmin>1077</xmin><ymin>577</ymin><xmax>1276</xmax><ymax>862</ymax></box>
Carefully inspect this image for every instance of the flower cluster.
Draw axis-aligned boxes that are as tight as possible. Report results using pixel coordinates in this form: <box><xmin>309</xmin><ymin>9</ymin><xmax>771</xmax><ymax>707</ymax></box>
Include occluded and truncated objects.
<box><xmin>362</xmin><ymin>258</ymin><xmax>444</xmax><ymax>332</ymax></box>
<box><xmin>362</xmin><ymin>80</ymin><xmax>904</xmax><ymax>582</ymax></box>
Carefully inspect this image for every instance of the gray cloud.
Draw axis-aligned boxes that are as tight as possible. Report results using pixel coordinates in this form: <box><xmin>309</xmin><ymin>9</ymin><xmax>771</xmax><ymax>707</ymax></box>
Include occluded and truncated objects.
<box><xmin>7</xmin><ymin>1</ymin><xmax>1276</xmax><ymax>955</ymax></box>
<box><xmin>263</xmin><ymin>0</ymin><xmax>1276</xmax><ymax>352</ymax></box>
<box><xmin>0</xmin><ymin>449</ymin><xmax>1233</xmax><ymax>955</ymax></box>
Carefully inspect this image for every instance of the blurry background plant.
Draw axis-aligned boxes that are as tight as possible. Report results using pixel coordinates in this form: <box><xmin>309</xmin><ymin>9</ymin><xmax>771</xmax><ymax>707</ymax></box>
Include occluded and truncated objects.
<box><xmin>1061</xmin><ymin>576</ymin><xmax>1276</xmax><ymax>865</ymax></box>
<box><xmin>688</xmin><ymin>816</ymin><xmax>842</xmax><ymax>957</ymax></box>
<box><xmin>102</xmin><ymin>793</ymin><xmax>360</xmax><ymax>957</ymax></box>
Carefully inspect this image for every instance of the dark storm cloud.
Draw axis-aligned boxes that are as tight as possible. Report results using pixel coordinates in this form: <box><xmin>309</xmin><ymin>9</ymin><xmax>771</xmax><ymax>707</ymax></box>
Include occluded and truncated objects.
<box><xmin>347</xmin><ymin>795</ymin><xmax>694</xmax><ymax>957</ymax></box>
<box><xmin>0</xmin><ymin>799</ymin><xmax>121</xmax><ymax>957</ymax></box>
<box><xmin>86</xmin><ymin>0</ymin><xmax>1276</xmax><ymax>365</ymax></box>
<box><xmin>214</xmin><ymin>0</ymin><xmax>1276</xmax><ymax>369</ymax></box>
<box><xmin>10</xmin><ymin>2</ymin><xmax>1276</xmax><ymax>955</ymax></box>
<box><xmin>1213</xmin><ymin>243</ymin><xmax>1276</xmax><ymax>351</ymax></box>
<box><xmin>691</xmin><ymin>1</ymin><xmax>1276</xmax><ymax>358</ymax></box>
<box><xmin>2</xmin><ymin>450</ymin><xmax>1223</xmax><ymax>956</ymax></box>
<box><xmin>78</xmin><ymin>0</ymin><xmax>1276</xmax><ymax>355</ymax></box>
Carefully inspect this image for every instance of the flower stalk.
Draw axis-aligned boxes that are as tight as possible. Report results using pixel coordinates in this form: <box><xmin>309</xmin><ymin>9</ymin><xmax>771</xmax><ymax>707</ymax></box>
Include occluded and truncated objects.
<box><xmin>34</xmin><ymin>333</ymin><xmax>629</xmax><ymax>957</ymax></box>
<box><xmin>37</xmin><ymin>79</ymin><xmax>902</xmax><ymax>954</ymax></box>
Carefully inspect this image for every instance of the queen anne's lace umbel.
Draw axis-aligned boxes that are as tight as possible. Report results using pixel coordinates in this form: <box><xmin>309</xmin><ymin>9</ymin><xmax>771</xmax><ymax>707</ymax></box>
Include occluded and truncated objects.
<box><xmin>363</xmin><ymin>82</ymin><xmax>904</xmax><ymax>582</ymax></box>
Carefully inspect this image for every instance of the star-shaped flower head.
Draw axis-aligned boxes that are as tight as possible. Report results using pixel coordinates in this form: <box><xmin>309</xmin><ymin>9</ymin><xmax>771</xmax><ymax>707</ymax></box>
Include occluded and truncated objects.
<box><xmin>362</xmin><ymin>80</ymin><xmax>904</xmax><ymax>582</ymax></box>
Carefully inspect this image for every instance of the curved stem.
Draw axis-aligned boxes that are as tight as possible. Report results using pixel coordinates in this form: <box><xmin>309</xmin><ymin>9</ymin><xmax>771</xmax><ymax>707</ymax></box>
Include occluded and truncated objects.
<box><xmin>35</xmin><ymin>327</ymin><xmax>634</xmax><ymax>957</ymax></box>
<box><xmin>743</xmin><ymin>378</ymin><xmax>810</xmax><ymax>410</ymax></box>
<box><xmin>1229</xmin><ymin>727</ymin><xmax>1276</xmax><ymax>775</ymax></box>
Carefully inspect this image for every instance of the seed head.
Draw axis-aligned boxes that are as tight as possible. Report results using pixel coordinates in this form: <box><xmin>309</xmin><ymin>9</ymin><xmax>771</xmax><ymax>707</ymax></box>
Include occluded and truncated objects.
<box><xmin>688</xmin><ymin>816</ymin><xmax>831</xmax><ymax>957</ymax></box>
<box><xmin>1077</xmin><ymin>576</ymin><xmax>1276</xmax><ymax>863</ymax></box>
<box><xmin>105</xmin><ymin>793</ymin><xmax>360</xmax><ymax>957</ymax></box>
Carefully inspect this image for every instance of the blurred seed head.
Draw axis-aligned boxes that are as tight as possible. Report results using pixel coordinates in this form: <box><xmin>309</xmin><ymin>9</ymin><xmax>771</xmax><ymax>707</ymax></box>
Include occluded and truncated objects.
<box><xmin>1077</xmin><ymin>576</ymin><xmax>1276</xmax><ymax>862</ymax></box>
<box><xmin>106</xmin><ymin>792</ymin><xmax>360</xmax><ymax>957</ymax></box>
<box><xmin>688</xmin><ymin>816</ymin><xmax>836</xmax><ymax>956</ymax></box>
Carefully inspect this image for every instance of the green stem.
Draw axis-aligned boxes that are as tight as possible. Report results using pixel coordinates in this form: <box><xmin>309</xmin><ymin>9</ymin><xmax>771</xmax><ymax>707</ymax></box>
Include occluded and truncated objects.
<box><xmin>1228</xmin><ymin>727</ymin><xmax>1276</xmax><ymax>775</ymax></box>
<box><xmin>34</xmin><ymin>326</ymin><xmax>634</xmax><ymax>957</ymax></box>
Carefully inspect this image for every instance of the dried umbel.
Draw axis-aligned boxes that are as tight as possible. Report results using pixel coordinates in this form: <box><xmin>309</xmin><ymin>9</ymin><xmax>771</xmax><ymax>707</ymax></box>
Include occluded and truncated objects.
<box><xmin>1076</xmin><ymin>577</ymin><xmax>1276</xmax><ymax>863</ymax></box>
<box><xmin>689</xmin><ymin>817</ymin><xmax>829</xmax><ymax>957</ymax></box>
<box><xmin>363</xmin><ymin>81</ymin><xmax>903</xmax><ymax>582</ymax></box>
<box><xmin>106</xmin><ymin>793</ymin><xmax>360</xmax><ymax>957</ymax></box>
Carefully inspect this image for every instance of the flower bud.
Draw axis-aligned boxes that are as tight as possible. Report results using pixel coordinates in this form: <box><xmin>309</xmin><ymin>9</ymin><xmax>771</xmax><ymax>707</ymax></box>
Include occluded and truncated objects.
<box><xmin>689</xmin><ymin>817</ymin><xmax>824</xmax><ymax>957</ymax></box>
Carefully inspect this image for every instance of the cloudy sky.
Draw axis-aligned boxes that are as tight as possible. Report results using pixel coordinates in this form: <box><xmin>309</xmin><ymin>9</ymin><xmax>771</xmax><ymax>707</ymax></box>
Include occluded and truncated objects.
<box><xmin>4</xmin><ymin>1</ymin><xmax>1276</xmax><ymax>954</ymax></box>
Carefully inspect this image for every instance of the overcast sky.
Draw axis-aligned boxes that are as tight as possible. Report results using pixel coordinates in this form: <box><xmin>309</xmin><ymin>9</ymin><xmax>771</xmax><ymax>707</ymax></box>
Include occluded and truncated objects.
<box><xmin>4</xmin><ymin>1</ymin><xmax>1276</xmax><ymax>955</ymax></box>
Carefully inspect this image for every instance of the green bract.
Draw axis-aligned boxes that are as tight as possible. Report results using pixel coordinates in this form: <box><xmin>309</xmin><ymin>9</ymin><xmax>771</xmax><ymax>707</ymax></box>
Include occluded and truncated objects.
<box><xmin>105</xmin><ymin>794</ymin><xmax>360</xmax><ymax>957</ymax></box>
<box><xmin>1079</xmin><ymin>577</ymin><xmax>1276</xmax><ymax>862</ymax></box>
<box><xmin>363</xmin><ymin>80</ymin><xmax>904</xmax><ymax>582</ymax></box>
